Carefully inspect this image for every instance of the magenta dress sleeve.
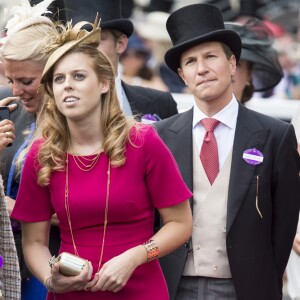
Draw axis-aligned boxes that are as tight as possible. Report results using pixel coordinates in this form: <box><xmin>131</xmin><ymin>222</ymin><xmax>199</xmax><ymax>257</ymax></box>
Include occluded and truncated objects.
<box><xmin>141</xmin><ymin>125</ymin><xmax>192</xmax><ymax>208</ymax></box>
<box><xmin>11</xmin><ymin>140</ymin><xmax>54</xmax><ymax>222</ymax></box>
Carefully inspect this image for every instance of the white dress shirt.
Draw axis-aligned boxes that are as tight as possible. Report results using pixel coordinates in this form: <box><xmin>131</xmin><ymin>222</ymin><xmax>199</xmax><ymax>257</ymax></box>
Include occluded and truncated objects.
<box><xmin>115</xmin><ymin>74</ymin><xmax>133</xmax><ymax>116</ymax></box>
<box><xmin>193</xmin><ymin>96</ymin><xmax>239</xmax><ymax>169</ymax></box>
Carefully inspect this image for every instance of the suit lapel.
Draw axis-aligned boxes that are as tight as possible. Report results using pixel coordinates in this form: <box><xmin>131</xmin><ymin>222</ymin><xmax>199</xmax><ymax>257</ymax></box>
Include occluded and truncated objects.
<box><xmin>227</xmin><ymin>104</ymin><xmax>270</xmax><ymax>232</ymax></box>
<box><xmin>162</xmin><ymin>109</ymin><xmax>194</xmax><ymax>207</ymax></box>
<box><xmin>122</xmin><ymin>81</ymin><xmax>151</xmax><ymax>116</ymax></box>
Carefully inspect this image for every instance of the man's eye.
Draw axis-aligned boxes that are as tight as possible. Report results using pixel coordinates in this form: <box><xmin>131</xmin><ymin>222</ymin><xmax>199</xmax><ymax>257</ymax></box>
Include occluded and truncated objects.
<box><xmin>186</xmin><ymin>59</ymin><xmax>195</xmax><ymax>65</ymax></box>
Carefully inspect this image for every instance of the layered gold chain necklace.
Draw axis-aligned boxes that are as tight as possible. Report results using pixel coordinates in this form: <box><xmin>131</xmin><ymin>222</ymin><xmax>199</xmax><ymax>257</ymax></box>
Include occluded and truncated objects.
<box><xmin>65</xmin><ymin>152</ymin><xmax>110</xmax><ymax>273</ymax></box>
<box><xmin>71</xmin><ymin>146</ymin><xmax>103</xmax><ymax>172</ymax></box>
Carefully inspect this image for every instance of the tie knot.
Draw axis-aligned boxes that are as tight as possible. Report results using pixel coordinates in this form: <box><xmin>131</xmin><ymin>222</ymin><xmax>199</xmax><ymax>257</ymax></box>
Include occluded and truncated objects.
<box><xmin>201</xmin><ymin>118</ymin><xmax>220</xmax><ymax>132</ymax></box>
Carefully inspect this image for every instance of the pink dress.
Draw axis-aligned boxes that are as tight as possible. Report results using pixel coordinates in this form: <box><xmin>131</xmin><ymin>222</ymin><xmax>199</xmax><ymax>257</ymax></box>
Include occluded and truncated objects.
<box><xmin>12</xmin><ymin>125</ymin><xmax>192</xmax><ymax>299</ymax></box>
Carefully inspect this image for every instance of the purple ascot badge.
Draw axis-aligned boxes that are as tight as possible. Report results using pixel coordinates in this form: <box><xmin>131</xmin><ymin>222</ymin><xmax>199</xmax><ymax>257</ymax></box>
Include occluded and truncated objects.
<box><xmin>243</xmin><ymin>148</ymin><xmax>264</xmax><ymax>165</ymax></box>
<box><xmin>141</xmin><ymin>114</ymin><xmax>161</xmax><ymax>124</ymax></box>
<box><xmin>0</xmin><ymin>255</ymin><xmax>3</xmax><ymax>269</ymax></box>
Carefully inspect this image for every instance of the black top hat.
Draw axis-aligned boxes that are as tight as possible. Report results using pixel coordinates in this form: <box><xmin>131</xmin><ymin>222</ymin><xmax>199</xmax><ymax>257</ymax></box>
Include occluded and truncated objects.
<box><xmin>144</xmin><ymin>0</ymin><xmax>172</xmax><ymax>13</ymax></box>
<box><xmin>225</xmin><ymin>19</ymin><xmax>283</xmax><ymax>91</ymax></box>
<box><xmin>164</xmin><ymin>3</ymin><xmax>241</xmax><ymax>73</ymax></box>
<box><xmin>62</xmin><ymin>0</ymin><xmax>134</xmax><ymax>37</ymax></box>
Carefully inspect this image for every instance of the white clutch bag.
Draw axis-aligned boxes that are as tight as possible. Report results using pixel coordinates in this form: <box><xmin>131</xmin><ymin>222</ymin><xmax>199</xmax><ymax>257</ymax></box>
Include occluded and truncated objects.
<box><xmin>49</xmin><ymin>252</ymin><xmax>86</xmax><ymax>276</ymax></box>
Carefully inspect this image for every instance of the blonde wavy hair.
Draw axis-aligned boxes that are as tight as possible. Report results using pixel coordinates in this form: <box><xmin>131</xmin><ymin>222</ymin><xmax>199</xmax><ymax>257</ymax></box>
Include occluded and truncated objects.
<box><xmin>0</xmin><ymin>23</ymin><xmax>58</xmax><ymax>64</ymax></box>
<box><xmin>38</xmin><ymin>44</ymin><xmax>136</xmax><ymax>186</ymax></box>
<box><xmin>0</xmin><ymin>21</ymin><xmax>61</xmax><ymax>174</ymax></box>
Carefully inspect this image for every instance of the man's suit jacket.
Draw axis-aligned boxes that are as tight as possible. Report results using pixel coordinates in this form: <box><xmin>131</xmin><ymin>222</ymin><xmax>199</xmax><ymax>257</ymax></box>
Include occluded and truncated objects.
<box><xmin>122</xmin><ymin>82</ymin><xmax>178</xmax><ymax>119</ymax></box>
<box><xmin>156</xmin><ymin>103</ymin><xmax>300</xmax><ymax>300</ymax></box>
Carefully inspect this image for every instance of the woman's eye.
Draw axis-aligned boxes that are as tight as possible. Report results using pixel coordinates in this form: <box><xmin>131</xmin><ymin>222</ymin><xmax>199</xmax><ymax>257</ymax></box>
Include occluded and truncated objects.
<box><xmin>53</xmin><ymin>76</ymin><xmax>64</xmax><ymax>83</ymax></box>
<box><xmin>22</xmin><ymin>80</ymin><xmax>33</xmax><ymax>86</ymax></box>
<box><xmin>74</xmin><ymin>73</ymin><xmax>85</xmax><ymax>80</ymax></box>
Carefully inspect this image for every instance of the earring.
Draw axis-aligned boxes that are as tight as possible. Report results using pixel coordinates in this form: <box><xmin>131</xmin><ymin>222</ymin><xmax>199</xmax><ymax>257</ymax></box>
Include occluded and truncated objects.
<box><xmin>246</xmin><ymin>81</ymin><xmax>251</xmax><ymax>87</ymax></box>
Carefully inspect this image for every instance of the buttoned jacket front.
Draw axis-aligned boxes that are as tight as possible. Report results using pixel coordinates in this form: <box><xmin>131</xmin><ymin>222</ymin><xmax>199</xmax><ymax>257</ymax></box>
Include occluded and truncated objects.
<box><xmin>156</xmin><ymin>102</ymin><xmax>300</xmax><ymax>300</ymax></box>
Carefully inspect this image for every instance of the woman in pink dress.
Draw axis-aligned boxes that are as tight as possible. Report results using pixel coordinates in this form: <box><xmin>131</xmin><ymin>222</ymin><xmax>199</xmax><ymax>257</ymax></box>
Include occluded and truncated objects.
<box><xmin>11</xmin><ymin>18</ymin><xmax>193</xmax><ymax>299</ymax></box>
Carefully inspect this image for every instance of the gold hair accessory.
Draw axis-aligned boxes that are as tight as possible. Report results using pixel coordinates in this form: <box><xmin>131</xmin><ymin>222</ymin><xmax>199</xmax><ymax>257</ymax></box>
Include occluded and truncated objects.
<box><xmin>0</xmin><ymin>0</ymin><xmax>54</xmax><ymax>44</ymax></box>
<box><xmin>41</xmin><ymin>14</ymin><xmax>101</xmax><ymax>82</ymax></box>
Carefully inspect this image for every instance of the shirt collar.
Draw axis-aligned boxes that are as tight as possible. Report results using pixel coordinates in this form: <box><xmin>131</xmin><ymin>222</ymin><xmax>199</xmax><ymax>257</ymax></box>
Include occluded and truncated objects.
<box><xmin>193</xmin><ymin>95</ymin><xmax>239</xmax><ymax>129</ymax></box>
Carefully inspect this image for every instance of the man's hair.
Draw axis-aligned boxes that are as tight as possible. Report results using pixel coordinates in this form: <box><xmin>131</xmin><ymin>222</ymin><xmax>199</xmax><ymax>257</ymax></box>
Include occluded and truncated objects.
<box><xmin>105</xmin><ymin>28</ymin><xmax>125</xmax><ymax>45</ymax></box>
<box><xmin>220</xmin><ymin>43</ymin><xmax>234</xmax><ymax>60</ymax></box>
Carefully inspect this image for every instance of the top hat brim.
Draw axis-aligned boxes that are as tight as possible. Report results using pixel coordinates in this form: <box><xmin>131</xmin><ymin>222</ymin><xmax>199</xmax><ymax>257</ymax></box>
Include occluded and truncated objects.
<box><xmin>97</xmin><ymin>19</ymin><xmax>133</xmax><ymax>37</ymax></box>
<box><xmin>165</xmin><ymin>29</ymin><xmax>241</xmax><ymax>73</ymax></box>
<box><xmin>241</xmin><ymin>47</ymin><xmax>283</xmax><ymax>91</ymax></box>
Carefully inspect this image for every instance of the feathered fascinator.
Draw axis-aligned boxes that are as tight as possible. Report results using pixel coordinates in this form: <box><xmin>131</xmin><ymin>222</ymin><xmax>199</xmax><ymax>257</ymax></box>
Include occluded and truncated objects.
<box><xmin>225</xmin><ymin>18</ymin><xmax>283</xmax><ymax>91</ymax></box>
<box><xmin>41</xmin><ymin>14</ymin><xmax>101</xmax><ymax>83</ymax></box>
<box><xmin>0</xmin><ymin>0</ymin><xmax>54</xmax><ymax>44</ymax></box>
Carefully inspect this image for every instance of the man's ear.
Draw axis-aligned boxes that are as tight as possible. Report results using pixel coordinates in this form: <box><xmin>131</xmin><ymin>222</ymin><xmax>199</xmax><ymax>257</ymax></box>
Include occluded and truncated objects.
<box><xmin>178</xmin><ymin>68</ymin><xmax>187</xmax><ymax>86</ymax></box>
<box><xmin>229</xmin><ymin>55</ymin><xmax>237</xmax><ymax>76</ymax></box>
<box><xmin>116</xmin><ymin>34</ymin><xmax>128</xmax><ymax>55</ymax></box>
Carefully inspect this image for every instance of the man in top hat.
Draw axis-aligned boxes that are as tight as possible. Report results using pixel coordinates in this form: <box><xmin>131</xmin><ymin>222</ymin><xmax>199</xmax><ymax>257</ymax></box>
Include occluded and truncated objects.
<box><xmin>62</xmin><ymin>0</ymin><xmax>178</xmax><ymax>119</ymax></box>
<box><xmin>155</xmin><ymin>3</ymin><xmax>300</xmax><ymax>300</ymax></box>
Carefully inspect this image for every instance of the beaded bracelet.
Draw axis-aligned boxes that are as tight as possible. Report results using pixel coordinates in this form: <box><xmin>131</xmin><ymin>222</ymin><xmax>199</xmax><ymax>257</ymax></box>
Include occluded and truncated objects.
<box><xmin>44</xmin><ymin>275</ymin><xmax>56</xmax><ymax>293</ymax></box>
<box><xmin>143</xmin><ymin>240</ymin><xmax>159</xmax><ymax>262</ymax></box>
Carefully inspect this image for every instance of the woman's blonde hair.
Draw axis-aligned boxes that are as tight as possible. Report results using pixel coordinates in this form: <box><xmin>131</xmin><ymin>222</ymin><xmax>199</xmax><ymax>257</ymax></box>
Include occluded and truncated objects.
<box><xmin>38</xmin><ymin>44</ymin><xmax>135</xmax><ymax>186</ymax></box>
<box><xmin>0</xmin><ymin>22</ymin><xmax>60</xmax><ymax>173</ymax></box>
<box><xmin>0</xmin><ymin>23</ymin><xmax>58</xmax><ymax>66</ymax></box>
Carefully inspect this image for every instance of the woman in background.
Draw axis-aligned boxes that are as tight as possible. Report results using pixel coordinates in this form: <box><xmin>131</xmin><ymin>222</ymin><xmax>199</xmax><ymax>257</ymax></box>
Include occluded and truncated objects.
<box><xmin>225</xmin><ymin>18</ymin><xmax>283</xmax><ymax>104</ymax></box>
<box><xmin>0</xmin><ymin>0</ymin><xmax>61</xmax><ymax>298</ymax></box>
<box><xmin>120</xmin><ymin>33</ymin><xmax>169</xmax><ymax>92</ymax></box>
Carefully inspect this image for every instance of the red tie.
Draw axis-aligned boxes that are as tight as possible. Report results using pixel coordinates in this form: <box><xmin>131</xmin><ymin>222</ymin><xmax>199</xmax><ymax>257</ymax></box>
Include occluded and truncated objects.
<box><xmin>200</xmin><ymin>118</ymin><xmax>220</xmax><ymax>185</ymax></box>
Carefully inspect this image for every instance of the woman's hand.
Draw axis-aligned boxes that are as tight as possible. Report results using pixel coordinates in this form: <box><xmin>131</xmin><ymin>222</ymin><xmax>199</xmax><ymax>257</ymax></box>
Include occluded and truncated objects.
<box><xmin>49</xmin><ymin>260</ymin><xmax>94</xmax><ymax>293</ymax></box>
<box><xmin>0</xmin><ymin>96</ymin><xmax>18</xmax><ymax>111</ymax></box>
<box><xmin>0</xmin><ymin>119</ymin><xmax>15</xmax><ymax>151</ymax></box>
<box><xmin>292</xmin><ymin>233</ymin><xmax>300</xmax><ymax>255</ymax></box>
<box><xmin>51</xmin><ymin>213</ymin><xmax>60</xmax><ymax>226</ymax></box>
<box><xmin>88</xmin><ymin>246</ymin><xmax>145</xmax><ymax>293</ymax></box>
<box><xmin>5</xmin><ymin>196</ymin><xmax>16</xmax><ymax>215</ymax></box>
<box><xmin>0</xmin><ymin>96</ymin><xmax>19</xmax><ymax>151</ymax></box>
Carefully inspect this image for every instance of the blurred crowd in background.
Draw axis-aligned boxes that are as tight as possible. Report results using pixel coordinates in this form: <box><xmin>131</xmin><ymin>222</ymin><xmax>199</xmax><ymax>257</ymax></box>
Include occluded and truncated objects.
<box><xmin>0</xmin><ymin>1</ymin><xmax>299</xmax><ymax>299</ymax></box>
<box><xmin>0</xmin><ymin>0</ymin><xmax>300</xmax><ymax>100</ymax></box>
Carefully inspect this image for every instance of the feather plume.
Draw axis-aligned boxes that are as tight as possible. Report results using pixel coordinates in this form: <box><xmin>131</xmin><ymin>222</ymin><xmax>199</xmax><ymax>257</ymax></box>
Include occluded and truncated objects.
<box><xmin>43</xmin><ymin>14</ymin><xmax>101</xmax><ymax>55</ymax></box>
<box><xmin>1</xmin><ymin>0</ymin><xmax>54</xmax><ymax>43</ymax></box>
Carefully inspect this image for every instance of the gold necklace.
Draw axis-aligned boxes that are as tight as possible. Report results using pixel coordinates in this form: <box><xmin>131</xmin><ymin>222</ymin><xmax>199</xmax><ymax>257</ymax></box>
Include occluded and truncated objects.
<box><xmin>65</xmin><ymin>153</ymin><xmax>110</xmax><ymax>273</ymax></box>
<box><xmin>71</xmin><ymin>145</ymin><xmax>103</xmax><ymax>172</ymax></box>
<box><xmin>72</xmin><ymin>153</ymin><xmax>102</xmax><ymax>171</ymax></box>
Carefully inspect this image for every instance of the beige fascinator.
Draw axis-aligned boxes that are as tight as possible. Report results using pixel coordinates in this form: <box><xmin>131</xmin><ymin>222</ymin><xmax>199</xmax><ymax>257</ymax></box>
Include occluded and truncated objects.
<box><xmin>0</xmin><ymin>0</ymin><xmax>54</xmax><ymax>44</ymax></box>
<box><xmin>41</xmin><ymin>15</ymin><xmax>101</xmax><ymax>83</ymax></box>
